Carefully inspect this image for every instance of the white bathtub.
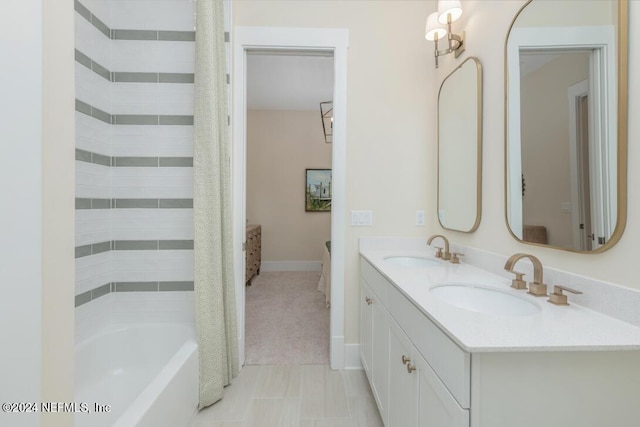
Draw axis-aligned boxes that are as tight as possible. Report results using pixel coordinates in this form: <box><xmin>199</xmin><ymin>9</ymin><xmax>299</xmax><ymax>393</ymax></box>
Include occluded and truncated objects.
<box><xmin>75</xmin><ymin>323</ymin><xmax>199</xmax><ymax>427</ymax></box>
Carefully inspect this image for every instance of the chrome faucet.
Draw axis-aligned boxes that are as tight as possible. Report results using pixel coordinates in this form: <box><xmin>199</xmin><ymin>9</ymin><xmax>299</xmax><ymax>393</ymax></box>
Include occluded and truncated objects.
<box><xmin>427</xmin><ymin>234</ymin><xmax>451</xmax><ymax>261</ymax></box>
<box><xmin>504</xmin><ymin>253</ymin><xmax>548</xmax><ymax>296</ymax></box>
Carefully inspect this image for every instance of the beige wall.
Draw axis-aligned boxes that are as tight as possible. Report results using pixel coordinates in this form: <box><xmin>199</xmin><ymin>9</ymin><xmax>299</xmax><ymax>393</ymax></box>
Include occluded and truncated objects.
<box><xmin>236</xmin><ymin>0</ymin><xmax>640</xmax><ymax>346</ymax></box>
<box><xmin>42</xmin><ymin>1</ymin><xmax>76</xmax><ymax>425</ymax></box>
<box><xmin>235</xmin><ymin>0</ymin><xmax>436</xmax><ymax>343</ymax></box>
<box><xmin>434</xmin><ymin>1</ymin><xmax>640</xmax><ymax>289</ymax></box>
<box><xmin>247</xmin><ymin>109</ymin><xmax>332</xmax><ymax>262</ymax></box>
<box><xmin>521</xmin><ymin>53</ymin><xmax>588</xmax><ymax>248</ymax></box>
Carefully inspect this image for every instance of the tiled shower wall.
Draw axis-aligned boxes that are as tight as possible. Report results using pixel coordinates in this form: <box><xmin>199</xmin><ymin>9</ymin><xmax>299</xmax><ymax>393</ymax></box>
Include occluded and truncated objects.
<box><xmin>74</xmin><ymin>0</ymin><xmax>231</xmax><ymax>339</ymax></box>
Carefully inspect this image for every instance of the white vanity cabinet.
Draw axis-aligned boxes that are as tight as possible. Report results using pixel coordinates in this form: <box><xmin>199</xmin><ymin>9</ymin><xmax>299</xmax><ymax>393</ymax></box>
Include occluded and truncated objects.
<box><xmin>361</xmin><ymin>258</ymin><xmax>470</xmax><ymax>427</ymax></box>
<box><xmin>360</xmin><ymin>255</ymin><xmax>640</xmax><ymax>427</ymax></box>
<box><xmin>360</xmin><ymin>278</ymin><xmax>390</xmax><ymax>424</ymax></box>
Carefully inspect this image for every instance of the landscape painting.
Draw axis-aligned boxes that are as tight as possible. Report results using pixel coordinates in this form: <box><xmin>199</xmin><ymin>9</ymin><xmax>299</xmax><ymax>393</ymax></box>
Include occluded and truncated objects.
<box><xmin>305</xmin><ymin>169</ymin><xmax>332</xmax><ymax>212</ymax></box>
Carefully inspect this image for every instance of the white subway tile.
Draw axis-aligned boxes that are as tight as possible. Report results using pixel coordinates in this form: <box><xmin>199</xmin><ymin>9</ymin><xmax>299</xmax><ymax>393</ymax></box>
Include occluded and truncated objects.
<box><xmin>75</xmin><ymin>294</ymin><xmax>112</xmax><ymax>344</ymax></box>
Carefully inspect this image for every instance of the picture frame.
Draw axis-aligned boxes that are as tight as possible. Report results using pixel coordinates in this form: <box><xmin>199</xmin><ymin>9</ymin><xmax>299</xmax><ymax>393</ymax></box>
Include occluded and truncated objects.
<box><xmin>305</xmin><ymin>169</ymin><xmax>332</xmax><ymax>212</ymax></box>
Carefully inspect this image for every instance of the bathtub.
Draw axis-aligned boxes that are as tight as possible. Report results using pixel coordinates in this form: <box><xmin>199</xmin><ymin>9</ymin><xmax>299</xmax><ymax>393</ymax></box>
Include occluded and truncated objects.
<box><xmin>75</xmin><ymin>323</ymin><xmax>199</xmax><ymax>427</ymax></box>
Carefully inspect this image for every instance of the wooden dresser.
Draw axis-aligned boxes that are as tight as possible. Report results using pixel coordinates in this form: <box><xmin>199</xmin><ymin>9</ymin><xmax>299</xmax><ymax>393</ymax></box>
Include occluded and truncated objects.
<box><xmin>245</xmin><ymin>224</ymin><xmax>261</xmax><ymax>285</ymax></box>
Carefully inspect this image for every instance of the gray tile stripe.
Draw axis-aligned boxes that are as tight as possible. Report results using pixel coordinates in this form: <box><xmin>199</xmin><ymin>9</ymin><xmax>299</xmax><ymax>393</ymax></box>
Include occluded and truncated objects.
<box><xmin>115</xmin><ymin>240</ymin><xmax>158</xmax><ymax>250</ymax></box>
<box><xmin>75</xmin><ymin>198</ymin><xmax>193</xmax><ymax>209</ymax></box>
<box><xmin>76</xmin><ymin>49</ymin><xmax>195</xmax><ymax>84</ymax></box>
<box><xmin>114</xmin><ymin>156</ymin><xmax>159</xmax><ymax>167</ymax></box>
<box><xmin>92</xmin><ymin>153</ymin><xmax>112</xmax><ymax>166</ymax></box>
<box><xmin>115</xmin><ymin>282</ymin><xmax>159</xmax><ymax>292</ymax></box>
<box><xmin>159</xmin><ymin>157</ymin><xmax>193</xmax><ymax>167</ymax></box>
<box><xmin>75</xmin><ymin>1</ymin><xmax>198</xmax><ymax>42</ymax></box>
<box><xmin>76</xmin><ymin>198</ymin><xmax>92</xmax><ymax>209</ymax></box>
<box><xmin>91</xmin><ymin>61</ymin><xmax>111</xmax><ymax>81</ymax></box>
<box><xmin>91</xmin><ymin>15</ymin><xmax>111</xmax><ymax>38</ymax></box>
<box><xmin>159</xmin><ymin>281</ymin><xmax>195</xmax><ymax>291</ymax></box>
<box><xmin>75</xmin><ymin>49</ymin><xmax>91</xmax><ymax>68</ymax></box>
<box><xmin>159</xmin><ymin>73</ymin><xmax>194</xmax><ymax>84</ymax></box>
<box><xmin>75</xmin><ymin>240</ymin><xmax>111</xmax><ymax>258</ymax></box>
<box><xmin>75</xmin><ymin>149</ymin><xmax>114</xmax><ymax>167</ymax></box>
<box><xmin>113</xmin><ymin>29</ymin><xmax>158</xmax><ymax>40</ymax></box>
<box><xmin>115</xmin><ymin>199</ymin><xmax>159</xmax><ymax>209</ymax></box>
<box><xmin>76</xmin><ymin>98</ymin><xmax>193</xmax><ymax>126</ymax></box>
<box><xmin>74</xmin><ymin>0</ymin><xmax>91</xmax><ymax>21</ymax></box>
<box><xmin>74</xmin><ymin>291</ymin><xmax>92</xmax><ymax>308</ymax></box>
<box><xmin>113</xmin><ymin>72</ymin><xmax>158</xmax><ymax>83</ymax></box>
<box><xmin>75</xmin><ymin>280</ymin><xmax>193</xmax><ymax>307</ymax></box>
<box><xmin>159</xmin><ymin>31</ymin><xmax>195</xmax><ymax>42</ymax></box>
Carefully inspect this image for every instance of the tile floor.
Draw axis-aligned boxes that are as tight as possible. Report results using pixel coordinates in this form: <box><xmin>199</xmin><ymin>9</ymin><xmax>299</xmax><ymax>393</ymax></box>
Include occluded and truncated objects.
<box><xmin>191</xmin><ymin>365</ymin><xmax>383</xmax><ymax>427</ymax></box>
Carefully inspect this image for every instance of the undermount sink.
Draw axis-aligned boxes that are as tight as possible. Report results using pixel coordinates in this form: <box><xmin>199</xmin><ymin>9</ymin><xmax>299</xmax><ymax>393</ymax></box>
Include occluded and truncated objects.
<box><xmin>383</xmin><ymin>256</ymin><xmax>441</xmax><ymax>268</ymax></box>
<box><xmin>430</xmin><ymin>283</ymin><xmax>540</xmax><ymax>316</ymax></box>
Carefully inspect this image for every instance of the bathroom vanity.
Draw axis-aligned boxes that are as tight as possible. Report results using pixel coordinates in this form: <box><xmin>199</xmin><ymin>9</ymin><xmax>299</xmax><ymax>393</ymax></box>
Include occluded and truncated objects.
<box><xmin>360</xmin><ymin>243</ymin><xmax>640</xmax><ymax>427</ymax></box>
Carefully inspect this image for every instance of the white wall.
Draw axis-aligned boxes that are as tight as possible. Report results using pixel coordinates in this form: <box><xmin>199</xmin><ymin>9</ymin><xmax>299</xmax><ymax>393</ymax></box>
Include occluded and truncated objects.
<box><xmin>1</xmin><ymin>2</ymin><xmax>76</xmax><ymax>425</ymax></box>
<box><xmin>234</xmin><ymin>0</ymin><xmax>436</xmax><ymax>343</ymax></box>
<box><xmin>0</xmin><ymin>1</ymin><xmax>43</xmax><ymax>425</ymax></box>
<box><xmin>433</xmin><ymin>1</ymin><xmax>640</xmax><ymax>290</ymax></box>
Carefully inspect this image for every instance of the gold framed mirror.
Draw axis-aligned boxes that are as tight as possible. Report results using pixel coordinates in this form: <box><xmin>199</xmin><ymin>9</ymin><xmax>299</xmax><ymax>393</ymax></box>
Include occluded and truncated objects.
<box><xmin>438</xmin><ymin>57</ymin><xmax>483</xmax><ymax>232</ymax></box>
<box><xmin>504</xmin><ymin>0</ymin><xmax>627</xmax><ymax>252</ymax></box>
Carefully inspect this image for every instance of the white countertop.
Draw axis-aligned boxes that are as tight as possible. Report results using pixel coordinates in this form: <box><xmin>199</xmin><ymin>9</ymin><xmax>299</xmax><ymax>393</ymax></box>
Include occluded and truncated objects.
<box><xmin>360</xmin><ymin>247</ymin><xmax>640</xmax><ymax>352</ymax></box>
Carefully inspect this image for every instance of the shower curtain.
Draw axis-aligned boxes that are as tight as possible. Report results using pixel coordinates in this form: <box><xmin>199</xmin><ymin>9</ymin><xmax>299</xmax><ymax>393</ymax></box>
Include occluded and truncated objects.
<box><xmin>193</xmin><ymin>0</ymin><xmax>238</xmax><ymax>409</ymax></box>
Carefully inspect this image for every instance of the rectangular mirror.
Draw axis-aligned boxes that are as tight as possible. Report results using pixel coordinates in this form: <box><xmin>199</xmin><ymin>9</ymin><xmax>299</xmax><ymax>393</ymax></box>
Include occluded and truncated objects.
<box><xmin>505</xmin><ymin>0</ymin><xmax>627</xmax><ymax>252</ymax></box>
<box><xmin>438</xmin><ymin>57</ymin><xmax>483</xmax><ymax>232</ymax></box>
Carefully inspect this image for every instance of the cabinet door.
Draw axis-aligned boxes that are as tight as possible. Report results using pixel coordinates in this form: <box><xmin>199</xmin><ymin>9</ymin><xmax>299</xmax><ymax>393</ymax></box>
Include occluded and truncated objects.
<box><xmin>360</xmin><ymin>281</ymin><xmax>373</xmax><ymax>374</ymax></box>
<box><xmin>388</xmin><ymin>319</ymin><xmax>418</xmax><ymax>427</ymax></box>
<box><xmin>414</xmin><ymin>352</ymin><xmax>469</xmax><ymax>427</ymax></box>
<box><xmin>371</xmin><ymin>294</ymin><xmax>389</xmax><ymax>425</ymax></box>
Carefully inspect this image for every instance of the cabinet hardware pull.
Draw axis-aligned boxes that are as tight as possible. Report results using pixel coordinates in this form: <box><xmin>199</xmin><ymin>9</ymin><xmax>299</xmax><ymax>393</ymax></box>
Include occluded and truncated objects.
<box><xmin>365</xmin><ymin>297</ymin><xmax>372</xmax><ymax>305</ymax></box>
<box><xmin>401</xmin><ymin>355</ymin><xmax>410</xmax><ymax>365</ymax></box>
<box><xmin>406</xmin><ymin>363</ymin><xmax>416</xmax><ymax>373</ymax></box>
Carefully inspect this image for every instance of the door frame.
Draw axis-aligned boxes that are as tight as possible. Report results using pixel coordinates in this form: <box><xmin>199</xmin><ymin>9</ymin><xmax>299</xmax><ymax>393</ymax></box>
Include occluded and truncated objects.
<box><xmin>232</xmin><ymin>26</ymin><xmax>349</xmax><ymax>369</ymax></box>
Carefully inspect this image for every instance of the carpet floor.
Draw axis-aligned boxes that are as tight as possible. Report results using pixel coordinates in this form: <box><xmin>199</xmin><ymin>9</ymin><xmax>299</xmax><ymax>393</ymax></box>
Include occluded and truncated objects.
<box><xmin>244</xmin><ymin>271</ymin><xmax>330</xmax><ymax>365</ymax></box>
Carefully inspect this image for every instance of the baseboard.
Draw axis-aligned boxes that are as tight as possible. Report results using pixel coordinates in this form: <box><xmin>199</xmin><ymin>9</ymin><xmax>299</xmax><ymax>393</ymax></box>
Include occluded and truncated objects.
<box><xmin>343</xmin><ymin>343</ymin><xmax>363</xmax><ymax>370</ymax></box>
<box><xmin>260</xmin><ymin>261</ymin><xmax>322</xmax><ymax>272</ymax></box>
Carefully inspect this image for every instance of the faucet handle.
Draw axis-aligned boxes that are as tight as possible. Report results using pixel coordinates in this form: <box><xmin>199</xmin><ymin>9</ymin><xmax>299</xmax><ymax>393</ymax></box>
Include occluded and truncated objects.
<box><xmin>527</xmin><ymin>281</ymin><xmax>548</xmax><ymax>297</ymax></box>
<box><xmin>450</xmin><ymin>252</ymin><xmax>464</xmax><ymax>264</ymax></box>
<box><xmin>508</xmin><ymin>271</ymin><xmax>527</xmax><ymax>290</ymax></box>
<box><xmin>548</xmin><ymin>285</ymin><xmax>583</xmax><ymax>306</ymax></box>
<box><xmin>433</xmin><ymin>246</ymin><xmax>443</xmax><ymax>259</ymax></box>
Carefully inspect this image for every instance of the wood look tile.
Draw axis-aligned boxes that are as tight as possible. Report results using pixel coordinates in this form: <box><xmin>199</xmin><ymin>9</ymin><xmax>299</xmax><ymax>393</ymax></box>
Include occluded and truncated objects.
<box><xmin>195</xmin><ymin>366</ymin><xmax>261</xmax><ymax>422</ymax></box>
<box><xmin>300</xmin><ymin>365</ymin><xmax>350</xmax><ymax>419</ymax></box>
<box><xmin>299</xmin><ymin>418</ymin><xmax>354</xmax><ymax>427</ymax></box>
<box><xmin>246</xmin><ymin>399</ymin><xmax>299</xmax><ymax>427</ymax></box>
<box><xmin>255</xmin><ymin>365</ymin><xmax>301</xmax><ymax>398</ymax></box>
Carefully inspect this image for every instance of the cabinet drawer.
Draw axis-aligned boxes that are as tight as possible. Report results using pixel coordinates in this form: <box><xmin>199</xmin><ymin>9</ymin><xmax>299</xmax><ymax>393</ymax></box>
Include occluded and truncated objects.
<box><xmin>361</xmin><ymin>258</ymin><xmax>389</xmax><ymax>307</ymax></box>
<box><xmin>387</xmin><ymin>283</ymin><xmax>470</xmax><ymax>409</ymax></box>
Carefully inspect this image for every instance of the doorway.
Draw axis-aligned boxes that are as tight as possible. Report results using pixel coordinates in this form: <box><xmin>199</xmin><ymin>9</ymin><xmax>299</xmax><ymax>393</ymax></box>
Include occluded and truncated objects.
<box><xmin>232</xmin><ymin>27</ymin><xmax>349</xmax><ymax>369</ymax></box>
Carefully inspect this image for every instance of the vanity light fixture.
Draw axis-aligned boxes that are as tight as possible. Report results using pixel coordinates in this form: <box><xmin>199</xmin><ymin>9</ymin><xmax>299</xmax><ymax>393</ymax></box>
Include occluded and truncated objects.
<box><xmin>425</xmin><ymin>0</ymin><xmax>465</xmax><ymax>68</ymax></box>
<box><xmin>320</xmin><ymin>101</ymin><xmax>333</xmax><ymax>144</ymax></box>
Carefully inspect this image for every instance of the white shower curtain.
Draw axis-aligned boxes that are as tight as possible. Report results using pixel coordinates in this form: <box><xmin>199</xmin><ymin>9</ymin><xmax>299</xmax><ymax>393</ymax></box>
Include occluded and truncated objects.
<box><xmin>193</xmin><ymin>0</ymin><xmax>238</xmax><ymax>409</ymax></box>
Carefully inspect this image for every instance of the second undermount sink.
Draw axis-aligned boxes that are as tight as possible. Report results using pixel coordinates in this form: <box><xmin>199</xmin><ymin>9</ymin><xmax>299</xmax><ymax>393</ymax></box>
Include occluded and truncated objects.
<box><xmin>383</xmin><ymin>256</ymin><xmax>441</xmax><ymax>268</ymax></box>
<box><xmin>430</xmin><ymin>283</ymin><xmax>540</xmax><ymax>316</ymax></box>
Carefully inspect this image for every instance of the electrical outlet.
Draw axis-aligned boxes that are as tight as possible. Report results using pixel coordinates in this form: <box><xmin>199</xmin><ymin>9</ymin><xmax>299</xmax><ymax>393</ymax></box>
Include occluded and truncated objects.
<box><xmin>416</xmin><ymin>210</ymin><xmax>425</xmax><ymax>226</ymax></box>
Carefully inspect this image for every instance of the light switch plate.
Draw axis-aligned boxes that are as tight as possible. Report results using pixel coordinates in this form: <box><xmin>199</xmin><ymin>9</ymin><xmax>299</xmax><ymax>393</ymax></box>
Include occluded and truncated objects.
<box><xmin>351</xmin><ymin>210</ymin><xmax>373</xmax><ymax>226</ymax></box>
<box><xmin>416</xmin><ymin>210</ymin><xmax>425</xmax><ymax>226</ymax></box>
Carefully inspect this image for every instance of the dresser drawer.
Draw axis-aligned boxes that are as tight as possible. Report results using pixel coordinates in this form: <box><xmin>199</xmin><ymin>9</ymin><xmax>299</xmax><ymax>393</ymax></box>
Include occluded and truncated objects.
<box><xmin>387</xmin><ymin>282</ymin><xmax>470</xmax><ymax>409</ymax></box>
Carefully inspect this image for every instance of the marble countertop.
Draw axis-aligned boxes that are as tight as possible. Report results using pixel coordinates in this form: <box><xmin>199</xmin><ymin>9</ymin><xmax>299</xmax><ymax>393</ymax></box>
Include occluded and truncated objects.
<box><xmin>360</xmin><ymin>247</ymin><xmax>640</xmax><ymax>352</ymax></box>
